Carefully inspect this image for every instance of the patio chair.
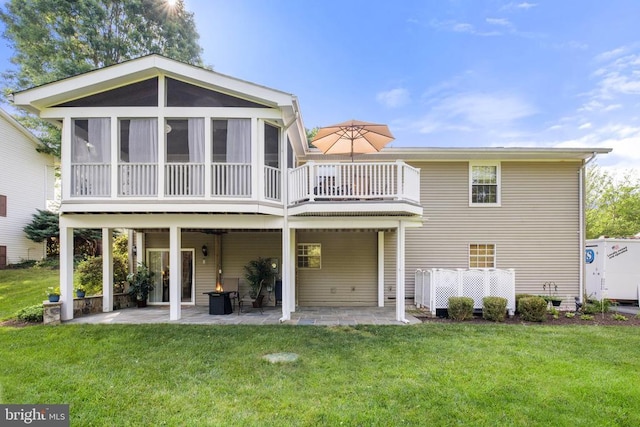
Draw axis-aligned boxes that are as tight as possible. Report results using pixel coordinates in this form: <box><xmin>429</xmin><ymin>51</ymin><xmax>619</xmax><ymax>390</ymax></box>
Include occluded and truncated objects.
<box><xmin>224</xmin><ymin>277</ymin><xmax>240</xmax><ymax>315</ymax></box>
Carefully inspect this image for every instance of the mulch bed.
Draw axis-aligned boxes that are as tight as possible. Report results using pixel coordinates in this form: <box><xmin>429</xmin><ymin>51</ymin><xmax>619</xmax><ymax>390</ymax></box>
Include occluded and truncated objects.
<box><xmin>415</xmin><ymin>310</ymin><xmax>640</xmax><ymax>326</ymax></box>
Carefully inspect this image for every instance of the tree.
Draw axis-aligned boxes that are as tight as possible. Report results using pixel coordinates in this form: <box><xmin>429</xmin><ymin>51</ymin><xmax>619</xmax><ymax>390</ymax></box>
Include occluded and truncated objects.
<box><xmin>0</xmin><ymin>0</ymin><xmax>203</xmax><ymax>156</ymax></box>
<box><xmin>586</xmin><ymin>166</ymin><xmax>640</xmax><ymax>239</ymax></box>
<box><xmin>23</xmin><ymin>209</ymin><xmax>104</xmax><ymax>257</ymax></box>
<box><xmin>306</xmin><ymin>127</ymin><xmax>319</xmax><ymax>148</ymax></box>
<box><xmin>23</xmin><ymin>209</ymin><xmax>59</xmax><ymax>243</ymax></box>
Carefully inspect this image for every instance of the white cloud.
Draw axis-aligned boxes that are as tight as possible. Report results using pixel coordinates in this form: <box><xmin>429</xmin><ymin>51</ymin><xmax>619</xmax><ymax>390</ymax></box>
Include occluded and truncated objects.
<box><xmin>578</xmin><ymin>122</ymin><xmax>592</xmax><ymax>130</ymax></box>
<box><xmin>501</xmin><ymin>2</ymin><xmax>538</xmax><ymax>11</ymax></box>
<box><xmin>416</xmin><ymin>92</ymin><xmax>536</xmax><ymax>134</ymax></box>
<box><xmin>429</xmin><ymin>20</ymin><xmax>501</xmax><ymax>37</ymax></box>
<box><xmin>486</xmin><ymin>18</ymin><xmax>512</xmax><ymax>27</ymax></box>
<box><xmin>595</xmin><ymin>46</ymin><xmax>628</xmax><ymax>62</ymax></box>
<box><xmin>376</xmin><ymin>88</ymin><xmax>410</xmax><ymax>108</ymax></box>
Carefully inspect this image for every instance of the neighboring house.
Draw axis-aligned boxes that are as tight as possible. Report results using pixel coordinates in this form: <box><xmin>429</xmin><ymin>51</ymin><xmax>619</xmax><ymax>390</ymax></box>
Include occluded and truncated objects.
<box><xmin>13</xmin><ymin>55</ymin><xmax>610</xmax><ymax>321</ymax></box>
<box><xmin>0</xmin><ymin>107</ymin><xmax>55</xmax><ymax>267</ymax></box>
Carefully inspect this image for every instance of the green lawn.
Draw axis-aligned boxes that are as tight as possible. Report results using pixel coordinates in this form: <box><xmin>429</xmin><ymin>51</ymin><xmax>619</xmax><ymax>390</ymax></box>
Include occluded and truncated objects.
<box><xmin>1</xmin><ymin>323</ymin><xmax>639</xmax><ymax>426</ymax></box>
<box><xmin>2</xmin><ymin>268</ymin><xmax>640</xmax><ymax>425</ymax></box>
<box><xmin>0</xmin><ymin>267</ymin><xmax>59</xmax><ymax>320</ymax></box>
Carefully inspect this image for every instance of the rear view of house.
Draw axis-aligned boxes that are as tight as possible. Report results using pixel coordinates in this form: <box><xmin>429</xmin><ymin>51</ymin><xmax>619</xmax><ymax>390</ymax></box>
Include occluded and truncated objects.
<box><xmin>12</xmin><ymin>55</ymin><xmax>610</xmax><ymax>321</ymax></box>
<box><xmin>0</xmin><ymin>108</ymin><xmax>55</xmax><ymax>267</ymax></box>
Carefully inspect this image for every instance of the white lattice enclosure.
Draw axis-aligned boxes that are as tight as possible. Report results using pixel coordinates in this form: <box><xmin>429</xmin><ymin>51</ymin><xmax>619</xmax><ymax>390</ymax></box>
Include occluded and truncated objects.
<box><xmin>414</xmin><ymin>269</ymin><xmax>516</xmax><ymax>315</ymax></box>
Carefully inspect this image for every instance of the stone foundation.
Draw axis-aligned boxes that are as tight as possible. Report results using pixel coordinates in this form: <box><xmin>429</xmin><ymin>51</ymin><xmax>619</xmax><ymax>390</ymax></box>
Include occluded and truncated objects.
<box><xmin>73</xmin><ymin>293</ymin><xmax>136</xmax><ymax>318</ymax></box>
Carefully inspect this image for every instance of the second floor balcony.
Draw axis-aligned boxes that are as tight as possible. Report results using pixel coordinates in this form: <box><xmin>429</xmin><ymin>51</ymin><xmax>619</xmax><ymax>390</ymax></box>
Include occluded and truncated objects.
<box><xmin>66</xmin><ymin>160</ymin><xmax>422</xmax><ymax>217</ymax></box>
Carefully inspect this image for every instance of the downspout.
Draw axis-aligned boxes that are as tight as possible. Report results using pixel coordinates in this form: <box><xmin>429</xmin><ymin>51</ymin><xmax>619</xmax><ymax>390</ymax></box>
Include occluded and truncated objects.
<box><xmin>579</xmin><ymin>152</ymin><xmax>598</xmax><ymax>303</ymax></box>
<box><xmin>279</xmin><ymin>106</ymin><xmax>298</xmax><ymax>323</ymax></box>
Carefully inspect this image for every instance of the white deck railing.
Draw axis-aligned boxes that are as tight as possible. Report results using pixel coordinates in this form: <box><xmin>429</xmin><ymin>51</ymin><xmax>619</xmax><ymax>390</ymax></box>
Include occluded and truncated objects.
<box><xmin>211</xmin><ymin>163</ymin><xmax>251</xmax><ymax>197</ymax></box>
<box><xmin>288</xmin><ymin>161</ymin><xmax>420</xmax><ymax>204</ymax></box>
<box><xmin>415</xmin><ymin>268</ymin><xmax>516</xmax><ymax>316</ymax></box>
<box><xmin>71</xmin><ymin>164</ymin><xmax>110</xmax><ymax>197</ymax></box>
<box><xmin>118</xmin><ymin>163</ymin><xmax>157</xmax><ymax>196</ymax></box>
<box><xmin>264</xmin><ymin>166</ymin><xmax>281</xmax><ymax>201</ymax></box>
<box><xmin>165</xmin><ymin>163</ymin><xmax>204</xmax><ymax>197</ymax></box>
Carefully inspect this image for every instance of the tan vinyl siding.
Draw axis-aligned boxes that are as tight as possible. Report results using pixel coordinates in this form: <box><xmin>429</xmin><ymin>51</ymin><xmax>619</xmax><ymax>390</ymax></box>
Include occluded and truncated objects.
<box><xmin>297</xmin><ymin>231</ymin><xmax>377</xmax><ymax>306</ymax></box>
<box><xmin>383</xmin><ymin>230</ymin><xmax>397</xmax><ymax>301</ymax></box>
<box><xmin>220</xmin><ymin>232</ymin><xmax>282</xmax><ymax>300</ymax></box>
<box><xmin>400</xmin><ymin>161</ymin><xmax>582</xmax><ymax>299</ymax></box>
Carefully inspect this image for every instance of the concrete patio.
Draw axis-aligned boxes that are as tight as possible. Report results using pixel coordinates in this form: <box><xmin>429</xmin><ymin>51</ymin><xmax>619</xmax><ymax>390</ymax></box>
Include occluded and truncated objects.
<box><xmin>65</xmin><ymin>305</ymin><xmax>422</xmax><ymax>326</ymax></box>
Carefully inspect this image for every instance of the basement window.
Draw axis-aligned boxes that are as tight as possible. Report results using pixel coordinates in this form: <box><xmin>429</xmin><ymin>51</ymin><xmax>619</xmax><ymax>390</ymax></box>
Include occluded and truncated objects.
<box><xmin>297</xmin><ymin>243</ymin><xmax>321</xmax><ymax>269</ymax></box>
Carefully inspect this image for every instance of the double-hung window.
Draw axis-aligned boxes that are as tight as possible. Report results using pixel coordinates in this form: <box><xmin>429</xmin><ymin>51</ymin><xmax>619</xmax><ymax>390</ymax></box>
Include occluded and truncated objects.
<box><xmin>297</xmin><ymin>243</ymin><xmax>321</xmax><ymax>269</ymax></box>
<box><xmin>470</xmin><ymin>162</ymin><xmax>500</xmax><ymax>206</ymax></box>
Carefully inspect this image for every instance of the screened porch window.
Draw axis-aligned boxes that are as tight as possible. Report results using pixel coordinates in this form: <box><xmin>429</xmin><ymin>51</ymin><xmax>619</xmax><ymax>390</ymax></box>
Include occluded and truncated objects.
<box><xmin>72</xmin><ymin>118</ymin><xmax>110</xmax><ymax>163</ymax></box>
<box><xmin>71</xmin><ymin>118</ymin><xmax>111</xmax><ymax>196</ymax></box>
<box><xmin>166</xmin><ymin>119</ymin><xmax>204</xmax><ymax>163</ymax></box>
<box><xmin>212</xmin><ymin>119</ymin><xmax>251</xmax><ymax>163</ymax></box>
<box><xmin>211</xmin><ymin>119</ymin><xmax>251</xmax><ymax>197</ymax></box>
<box><xmin>264</xmin><ymin>123</ymin><xmax>279</xmax><ymax>168</ymax></box>
<box><xmin>118</xmin><ymin>119</ymin><xmax>158</xmax><ymax>196</ymax></box>
<box><xmin>165</xmin><ymin>119</ymin><xmax>204</xmax><ymax>196</ymax></box>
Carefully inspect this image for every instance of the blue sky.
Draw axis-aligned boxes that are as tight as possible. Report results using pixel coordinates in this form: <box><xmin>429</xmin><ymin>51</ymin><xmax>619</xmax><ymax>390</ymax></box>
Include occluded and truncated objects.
<box><xmin>2</xmin><ymin>0</ymin><xmax>640</xmax><ymax>172</ymax></box>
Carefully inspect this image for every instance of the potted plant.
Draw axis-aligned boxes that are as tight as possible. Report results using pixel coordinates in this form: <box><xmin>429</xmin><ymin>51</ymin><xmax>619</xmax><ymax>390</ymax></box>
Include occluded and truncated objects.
<box><xmin>127</xmin><ymin>263</ymin><xmax>155</xmax><ymax>307</ymax></box>
<box><xmin>542</xmin><ymin>282</ymin><xmax>562</xmax><ymax>307</ymax></box>
<box><xmin>46</xmin><ymin>286</ymin><xmax>60</xmax><ymax>303</ymax></box>
<box><xmin>243</xmin><ymin>257</ymin><xmax>276</xmax><ymax>308</ymax></box>
<box><xmin>75</xmin><ymin>285</ymin><xmax>86</xmax><ymax>298</ymax></box>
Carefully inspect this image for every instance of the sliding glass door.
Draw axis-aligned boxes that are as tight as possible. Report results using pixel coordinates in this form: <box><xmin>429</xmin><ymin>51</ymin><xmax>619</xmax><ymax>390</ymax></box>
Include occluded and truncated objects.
<box><xmin>147</xmin><ymin>249</ymin><xmax>194</xmax><ymax>304</ymax></box>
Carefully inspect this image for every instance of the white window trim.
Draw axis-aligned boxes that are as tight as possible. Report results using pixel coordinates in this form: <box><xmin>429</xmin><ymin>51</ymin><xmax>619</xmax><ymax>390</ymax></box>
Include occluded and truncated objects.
<box><xmin>297</xmin><ymin>243</ymin><xmax>321</xmax><ymax>270</ymax></box>
<box><xmin>469</xmin><ymin>161</ymin><xmax>501</xmax><ymax>207</ymax></box>
<box><xmin>146</xmin><ymin>248</ymin><xmax>196</xmax><ymax>305</ymax></box>
<box><xmin>469</xmin><ymin>243</ymin><xmax>497</xmax><ymax>269</ymax></box>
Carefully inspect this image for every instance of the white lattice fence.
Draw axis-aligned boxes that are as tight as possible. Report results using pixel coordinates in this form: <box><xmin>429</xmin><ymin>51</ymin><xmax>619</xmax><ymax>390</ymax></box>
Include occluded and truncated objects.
<box><xmin>414</xmin><ymin>268</ymin><xmax>516</xmax><ymax>315</ymax></box>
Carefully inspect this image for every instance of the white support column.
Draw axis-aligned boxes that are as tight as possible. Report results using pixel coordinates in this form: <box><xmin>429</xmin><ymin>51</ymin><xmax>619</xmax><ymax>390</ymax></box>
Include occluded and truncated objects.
<box><xmin>395</xmin><ymin>221</ymin><xmax>407</xmax><ymax>322</ymax></box>
<box><xmin>157</xmin><ymin>83</ymin><xmax>166</xmax><ymax>199</ymax></box>
<box><xmin>135</xmin><ymin>232</ymin><xmax>145</xmax><ymax>267</ymax></box>
<box><xmin>61</xmin><ymin>118</ymin><xmax>71</xmax><ymax>200</ymax></box>
<box><xmin>169</xmin><ymin>225</ymin><xmax>182</xmax><ymax>320</ymax></box>
<box><xmin>288</xmin><ymin>228</ymin><xmax>296</xmax><ymax>314</ymax></box>
<box><xmin>204</xmin><ymin>118</ymin><xmax>212</xmax><ymax>198</ymax></box>
<box><xmin>280</xmin><ymin>224</ymin><xmax>292</xmax><ymax>321</ymax></box>
<box><xmin>59</xmin><ymin>218</ymin><xmax>74</xmax><ymax>321</ymax></box>
<box><xmin>102</xmin><ymin>228</ymin><xmax>114</xmax><ymax>312</ymax></box>
<box><xmin>110</xmin><ymin>117</ymin><xmax>118</xmax><ymax>198</ymax></box>
<box><xmin>252</xmin><ymin>118</ymin><xmax>260</xmax><ymax>201</ymax></box>
<box><xmin>378</xmin><ymin>231</ymin><xmax>385</xmax><ymax>307</ymax></box>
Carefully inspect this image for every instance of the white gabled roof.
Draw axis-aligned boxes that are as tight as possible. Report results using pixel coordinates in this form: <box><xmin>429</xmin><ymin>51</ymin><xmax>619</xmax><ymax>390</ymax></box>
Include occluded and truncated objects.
<box><xmin>12</xmin><ymin>54</ymin><xmax>298</xmax><ymax>114</ymax></box>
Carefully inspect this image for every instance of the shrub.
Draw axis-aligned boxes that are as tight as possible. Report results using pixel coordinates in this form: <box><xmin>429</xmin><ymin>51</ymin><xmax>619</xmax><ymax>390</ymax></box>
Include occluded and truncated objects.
<box><xmin>580</xmin><ymin>314</ymin><xmax>594</xmax><ymax>321</ymax></box>
<box><xmin>565</xmin><ymin>312</ymin><xmax>576</xmax><ymax>318</ymax></box>
<box><xmin>76</xmin><ymin>255</ymin><xmax>128</xmax><ymax>295</ymax></box>
<box><xmin>482</xmin><ymin>297</ymin><xmax>507</xmax><ymax>322</ymax></box>
<box><xmin>583</xmin><ymin>298</ymin><xmax>612</xmax><ymax>314</ymax></box>
<box><xmin>448</xmin><ymin>297</ymin><xmax>474</xmax><ymax>321</ymax></box>
<box><xmin>612</xmin><ymin>313</ymin><xmax>628</xmax><ymax>321</ymax></box>
<box><xmin>15</xmin><ymin>305</ymin><xmax>43</xmax><ymax>323</ymax></box>
<box><xmin>518</xmin><ymin>296</ymin><xmax>547</xmax><ymax>322</ymax></box>
<box><xmin>515</xmin><ymin>294</ymin><xmax>536</xmax><ymax>314</ymax></box>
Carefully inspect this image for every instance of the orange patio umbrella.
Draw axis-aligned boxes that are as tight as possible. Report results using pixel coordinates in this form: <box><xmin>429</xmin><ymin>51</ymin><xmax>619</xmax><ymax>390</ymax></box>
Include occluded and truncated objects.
<box><xmin>311</xmin><ymin>119</ymin><xmax>395</xmax><ymax>161</ymax></box>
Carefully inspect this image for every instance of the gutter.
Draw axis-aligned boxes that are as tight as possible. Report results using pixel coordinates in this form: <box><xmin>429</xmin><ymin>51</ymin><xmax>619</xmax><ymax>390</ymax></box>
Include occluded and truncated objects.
<box><xmin>579</xmin><ymin>152</ymin><xmax>598</xmax><ymax>303</ymax></box>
